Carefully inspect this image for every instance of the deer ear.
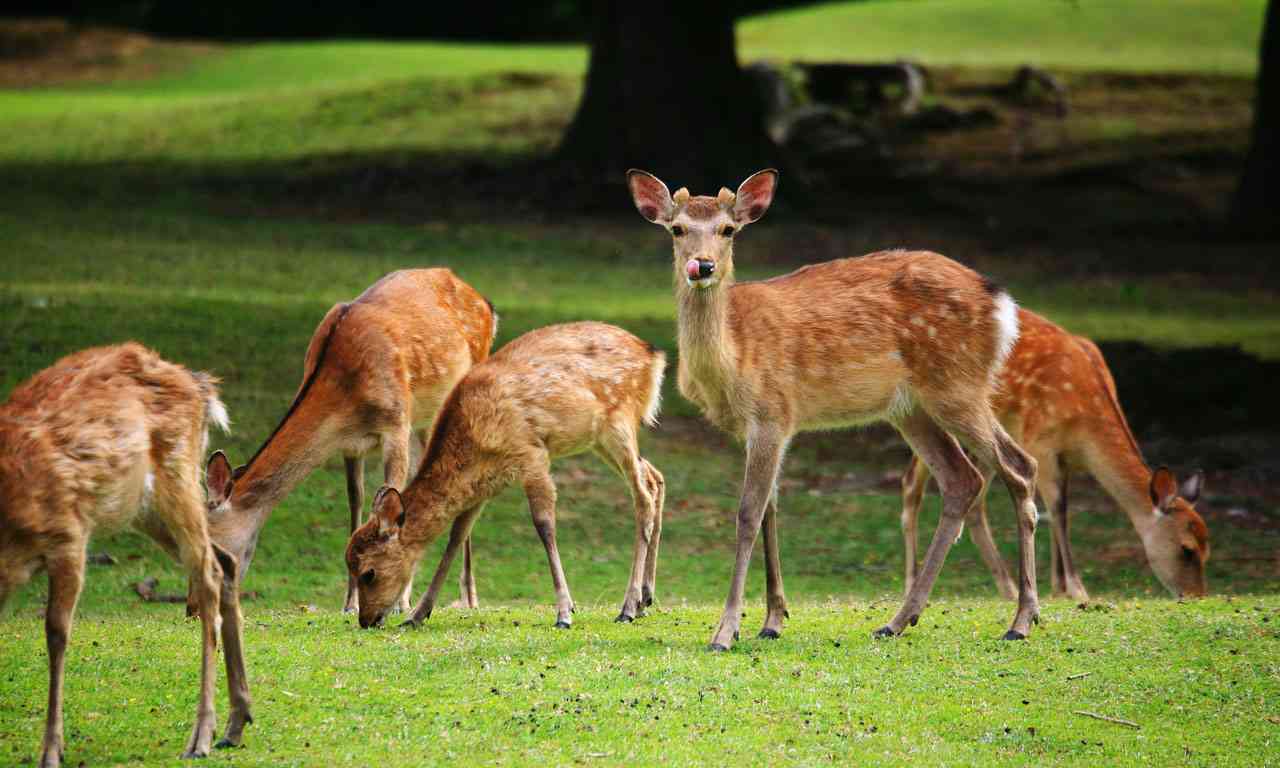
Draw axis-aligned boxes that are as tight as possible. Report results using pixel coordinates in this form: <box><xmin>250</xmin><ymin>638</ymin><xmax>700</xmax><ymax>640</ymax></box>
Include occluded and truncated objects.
<box><xmin>733</xmin><ymin>169</ymin><xmax>778</xmax><ymax>225</ymax></box>
<box><xmin>1179</xmin><ymin>470</ymin><xmax>1204</xmax><ymax>504</ymax></box>
<box><xmin>626</xmin><ymin>169</ymin><xmax>675</xmax><ymax>224</ymax></box>
<box><xmin>206</xmin><ymin>451</ymin><xmax>234</xmax><ymax>506</ymax></box>
<box><xmin>372</xmin><ymin>486</ymin><xmax>406</xmax><ymax>535</ymax></box>
<box><xmin>1149</xmin><ymin>466</ymin><xmax>1179</xmax><ymax>511</ymax></box>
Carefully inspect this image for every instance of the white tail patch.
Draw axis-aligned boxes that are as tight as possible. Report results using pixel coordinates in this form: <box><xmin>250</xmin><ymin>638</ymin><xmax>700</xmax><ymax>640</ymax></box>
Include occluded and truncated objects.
<box><xmin>206</xmin><ymin>394</ymin><xmax>231</xmax><ymax>434</ymax></box>
<box><xmin>991</xmin><ymin>292</ymin><xmax>1020</xmax><ymax>372</ymax></box>
<box><xmin>642</xmin><ymin>352</ymin><xmax>668</xmax><ymax>428</ymax></box>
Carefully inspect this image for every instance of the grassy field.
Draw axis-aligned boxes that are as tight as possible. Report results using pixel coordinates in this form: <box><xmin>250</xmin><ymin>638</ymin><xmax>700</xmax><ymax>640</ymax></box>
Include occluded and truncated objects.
<box><xmin>1</xmin><ymin>1</ymin><xmax>1279</xmax><ymax>765</ymax></box>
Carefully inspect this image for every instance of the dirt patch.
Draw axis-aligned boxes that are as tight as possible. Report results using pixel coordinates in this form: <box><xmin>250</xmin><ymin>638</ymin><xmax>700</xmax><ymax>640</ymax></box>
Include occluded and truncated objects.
<box><xmin>0</xmin><ymin>19</ymin><xmax>215</xmax><ymax>87</ymax></box>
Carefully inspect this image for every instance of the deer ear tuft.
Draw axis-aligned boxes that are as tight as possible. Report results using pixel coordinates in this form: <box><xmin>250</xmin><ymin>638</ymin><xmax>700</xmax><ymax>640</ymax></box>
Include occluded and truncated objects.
<box><xmin>1180</xmin><ymin>470</ymin><xmax>1204</xmax><ymax>504</ymax></box>
<box><xmin>733</xmin><ymin>169</ymin><xmax>778</xmax><ymax>224</ymax></box>
<box><xmin>627</xmin><ymin>169</ymin><xmax>675</xmax><ymax>224</ymax></box>
<box><xmin>206</xmin><ymin>451</ymin><xmax>234</xmax><ymax>506</ymax></box>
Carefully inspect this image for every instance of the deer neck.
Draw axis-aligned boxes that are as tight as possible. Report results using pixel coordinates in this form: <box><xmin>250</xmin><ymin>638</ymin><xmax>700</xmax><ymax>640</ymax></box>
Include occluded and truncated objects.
<box><xmin>675</xmin><ymin>266</ymin><xmax>740</xmax><ymax>407</ymax></box>
<box><xmin>398</xmin><ymin>423</ymin><xmax>496</xmax><ymax>552</ymax></box>
<box><xmin>1089</xmin><ymin>437</ymin><xmax>1158</xmax><ymax>541</ymax></box>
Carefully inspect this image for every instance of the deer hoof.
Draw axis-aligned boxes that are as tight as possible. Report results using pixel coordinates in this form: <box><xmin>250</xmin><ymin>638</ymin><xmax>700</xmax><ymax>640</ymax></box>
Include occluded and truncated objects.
<box><xmin>707</xmin><ymin>642</ymin><xmax>730</xmax><ymax>653</ymax></box>
<box><xmin>214</xmin><ymin>737</ymin><xmax>240</xmax><ymax>750</ymax></box>
<box><xmin>872</xmin><ymin>625</ymin><xmax>898</xmax><ymax>639</ymax></box>
<box><xmin>614</xmin><ymin>613</ymin><xmax>634</xmax><ymax>623</ymax></box>
<box><xmin>554</xmin><ymin>619</ymin><xmax>572</xmax><ymax>629</ymax></box>
<box><xmin>757</xmin><ymin>628</ymin><xmax>781</xmax><ymax>640</ymax></box>
<box><xmin>1002</xmin><ymin>629</ymin><xmax>1028</xmax><ymax>641</ymax></box>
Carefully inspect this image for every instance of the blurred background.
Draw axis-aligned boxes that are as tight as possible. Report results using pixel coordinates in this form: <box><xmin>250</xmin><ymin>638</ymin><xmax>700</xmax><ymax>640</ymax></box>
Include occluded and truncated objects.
<box><xmin>0</xmin><ymin>1</ymin><xmax>1276</xmax><ymax>608</ymax></box>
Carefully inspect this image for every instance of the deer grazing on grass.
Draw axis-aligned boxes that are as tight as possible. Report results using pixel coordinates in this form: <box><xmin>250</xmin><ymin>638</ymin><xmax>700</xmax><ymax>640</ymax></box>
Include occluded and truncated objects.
<box><xmin>345</xmin><ymin>322</ymin><xmax>666</xmax><ymax>630</ymax></box>
<box><xmin>205</xmin><ymin>269</ymin><xmax>496</xmax><ymax>614</ymax></box>
<box><xmin>628</xmin><ymin>168</ymin><xmax>1042</xmax><ymax>650</ymax></box>
<box><xmin>0</xmin><ymin>344</ymin><xmax>251</xmax><ymax>767</ymax></box>
<box><xmin>901</xmin><ymin>308</ymin><xmax>1209</xmax><ymax>601</ymax></box>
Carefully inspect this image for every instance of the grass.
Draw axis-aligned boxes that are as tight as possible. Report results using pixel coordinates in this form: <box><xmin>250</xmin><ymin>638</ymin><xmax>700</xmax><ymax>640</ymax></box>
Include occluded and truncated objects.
<box><xmin>1</xmin><ymin>2</ymin><xmax>1278</xmax><ymax>764</ymax></box>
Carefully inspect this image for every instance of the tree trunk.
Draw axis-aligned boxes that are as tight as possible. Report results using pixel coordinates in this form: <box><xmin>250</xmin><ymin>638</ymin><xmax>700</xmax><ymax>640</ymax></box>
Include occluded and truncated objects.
<box><xmin>556</xmin><ymin>0</ymin><xmax>777</xmax><ymax>196</ymax></box>
<box><xmin>1233</xmin><ymin>0</ymin><xmax>1278</xmax><ymax>233</ymax></box>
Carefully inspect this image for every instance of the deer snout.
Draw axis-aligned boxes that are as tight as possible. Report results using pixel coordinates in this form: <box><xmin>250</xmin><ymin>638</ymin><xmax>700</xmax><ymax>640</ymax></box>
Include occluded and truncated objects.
<box><xmin>685</xmin><ymin>258</ymin><xmax>715</xmax><ymax>280</ymax></box>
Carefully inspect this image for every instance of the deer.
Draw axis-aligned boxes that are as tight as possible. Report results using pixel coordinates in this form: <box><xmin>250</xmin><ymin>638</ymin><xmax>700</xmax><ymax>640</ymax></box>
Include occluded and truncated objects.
<box><xmin>900</xmin><ymin>307</ymin><xmax>1209</xmax><ymax>602</ymax></box>
<box><xmin>627</xmin><ymin>168</ymin><xmax>1042</xmax><ymax>650</ymax></box>
<box><xmin>345</xmin><ymin>321</ymin><xmax>667</xmax><ymax>630</ymax></box>
<box><xmin>0</xmin><ymin>343</ymin><xmax>251</xmax><ymax>767</ymax></box>
<box><xmin>204</xmin><ymin>268</ymin><xmax>496</xmax><ymax>614</ymax></box>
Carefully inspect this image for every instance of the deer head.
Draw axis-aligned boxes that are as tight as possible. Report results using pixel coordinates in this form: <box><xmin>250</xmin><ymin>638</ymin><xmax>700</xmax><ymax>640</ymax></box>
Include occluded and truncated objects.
<box><xmin>627</xmin><ymin>169</ymin><xmax>778</xmax><ymax>291</ymax></box>
<box><xmin>1143</xmin><ymin>466</ymin><xmax>1209</xmax><ymax>598</ymax></box>
<box><xmin>345</xmin><ymin>486</ymin><xmax>415</xmax><ymax>628</ymax></box>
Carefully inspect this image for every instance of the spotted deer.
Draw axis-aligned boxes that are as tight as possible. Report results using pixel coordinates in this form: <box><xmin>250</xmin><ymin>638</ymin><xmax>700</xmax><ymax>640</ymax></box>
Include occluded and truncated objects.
<box><xmin>205</xmin><ymin>269</ymin><xmax>496</xmax><ymax>613</ymax></box>
<box><xmin>901</xmin><ymin>308</ymin><xmax>1209</xmax><ymax>601</ymax></box>
<box><xmin>0</xmin><ymin>344</ymin><xmax>251</xmax><ymax>767</ymax></box>
<box><xmin>345</xmin><ymin>322</ymin><xmax>666</xmax><ymax>630</ymax></box>
<box><xmin>628</xmin><ymin>168</ymin><xmax>1041</xmax><ymax>650</ymax></box>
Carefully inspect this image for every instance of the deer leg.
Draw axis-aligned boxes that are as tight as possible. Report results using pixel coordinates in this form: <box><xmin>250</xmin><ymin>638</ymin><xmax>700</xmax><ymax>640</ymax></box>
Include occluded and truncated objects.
<box><xmin>381</xmin><ymin>426</ymin><xmax>414</xmax><ymax>613</ymax></box>
<box><xmin>877</xmin><ymin>410</ymin><xmax>981</xmax><ymax>638</ymax></box>
<box><xmin>964</xmin><ymin>473</ymin><xmax>1019</xmax><ymax>601</ymax></box>
<box><xmin>599</xmin><ymin>428</ymin><xmax>658</xmax><ymax>623</ymax></box>
<box><xmin>405</xmin><ymin>505</ymin><xmax>483</xmax><ymax>627</ymax></box>
<box><xmin>710</xmin><ymin>424</ymin><xmax>787</xmax><ymax>651</ymax></box>
<box><xmin>641</xmin><ymin>459</ymin><xmax>665</xmax><ymax>607</ymax></box>
<box><xmin>181</xmin><ymin>546</ymin><xmax>222</xmax><ymax>759</ymax></box>
<box><xmin>1042</xmin><ymin>463</ymin><xmax>1087</xmax><ymax>602</ymax></box>
<box><xmin>452</xmin><ymin>536</ymin><xmax>479</xmax><ymax>609</ymax></box>
<box><xmin>900</xmin><ymin>454</ymin><xmax>930</xmax><ymax>598</ymax></box>
<box><xmin>213</xmin><ymin>545</ymin><xmax>252</xmax><ymax>750</ymax></box>
<box><xmin>758</xmin><ymin>488</ymin><xmax>789</xmax><ymax>639</ymax></box>
<box><xmin>525</xmin><ymin>469</ymin><xmax>576</xmax><ymax>628</ymax></box>
<box><xmin>343</xmin><ymin>455</ymin><xmax>365</xmax><ymax>614</ymax></box>
<box><xmin>39</xmin><ymin>547</ymin><xmax>84</xmax><ymax>768</ymax></box>
<box><xmin>988</xmin><ymin>424</ymin><xmax>1041</xmax><ymax>639</ymax></box>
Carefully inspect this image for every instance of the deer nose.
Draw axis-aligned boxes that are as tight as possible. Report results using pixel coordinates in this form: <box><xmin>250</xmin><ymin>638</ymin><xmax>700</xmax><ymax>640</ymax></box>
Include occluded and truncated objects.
<box><xmin>685</xmin><ymin>258</ymin><xmax>715</xmax><ymax>280</ymax></box>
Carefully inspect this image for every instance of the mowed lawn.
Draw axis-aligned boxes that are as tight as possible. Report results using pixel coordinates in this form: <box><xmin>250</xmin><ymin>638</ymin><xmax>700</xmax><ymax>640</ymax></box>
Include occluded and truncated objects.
<box><xmin>1</xmin><ymin>1</ymin><xmax>1279</xmax><ymax>765</ymax></box>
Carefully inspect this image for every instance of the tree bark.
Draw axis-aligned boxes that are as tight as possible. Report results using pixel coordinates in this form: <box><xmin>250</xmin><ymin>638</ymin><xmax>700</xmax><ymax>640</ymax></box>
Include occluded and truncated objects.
<box><xmin>1233</xmin><ymin>0</ymin><xmax>1278</xmax><ymax>233</ymax></box>
<box><xmin>556</xmin><ymin>0</ymin><xmax>777</xmax><ymax>196</ymax></box>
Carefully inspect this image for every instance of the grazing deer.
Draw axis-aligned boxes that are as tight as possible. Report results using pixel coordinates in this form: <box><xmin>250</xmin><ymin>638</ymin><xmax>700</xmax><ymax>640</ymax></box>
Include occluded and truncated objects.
<box><xmin>205</xmin><ymin>269</ymin><xmax>496</xmax><ymax>613</ymax></box>
<box><xmin>900</xmin><ymin>308</ymin><xmax>1209</xmax><ymax>601</ymax></box>
<box><xmin>0</xmin><ymin>343</ymin><xmax>251</xmax><ymax>767</ymax></box>
<box><xmin>628</xmin><ymin>168</ymin><xmax>1041</xmax><ymax>650</ymax></box>
<box><xmin>345</xmin><ymin>322</ymin><xmax>666</xmax><ymax>630</ymax></box>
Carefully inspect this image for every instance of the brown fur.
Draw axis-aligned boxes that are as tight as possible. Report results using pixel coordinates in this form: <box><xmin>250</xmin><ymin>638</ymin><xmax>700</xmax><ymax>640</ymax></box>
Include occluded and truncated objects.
<box><xmin>205</xmin><ymin>268</ymin><xmax>496</xmax><ymax>614</ymax></box>
<box><xmin>0</xmin><ymin>343</ymin><xmax>251</xmax><ymax>766</ymax></box>
<box><xmin>628</xmin><ymin>168</ymin><xmax>1042</xmax><ymax>647</ymax></box>
<box><xmin>901</xmin><ymin>308</ymin><xmax>1210</xmax><ymax>600</ymax></box>
<box><xmin>345</xmin><ymin>322</ymin><xmax>666</xmax><ymax>629</ymax></box>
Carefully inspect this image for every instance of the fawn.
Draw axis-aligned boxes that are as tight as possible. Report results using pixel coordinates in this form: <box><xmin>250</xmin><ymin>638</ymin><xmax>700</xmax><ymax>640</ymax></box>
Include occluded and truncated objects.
<box><xmin>345</xmin><ymin>322</ymin><xmax>666</xmax><ymax>630</ymax></box>
<box><xmin>204</xmin><ymin>269</ymin><xmax>496</xmax><ymax>613</ymax></box>
<box><xmin>0</xmin><ymin>343</ymin><xmax>251</xmax><ymax>767</ymax></box>
<box><xmin>628</xmin><ymin>168</ymin><xmax>1041</xmax><ymax>650</ymax></box>
<box><xmin>901</xmin><ymin>307</ymin><xmax>1209</xmax><ymax>601</ymax></box>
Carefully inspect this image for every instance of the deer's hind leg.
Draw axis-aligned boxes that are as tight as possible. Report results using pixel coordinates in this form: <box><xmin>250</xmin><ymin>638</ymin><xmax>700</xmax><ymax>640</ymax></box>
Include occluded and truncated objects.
<box><xmin>40</xmin><ymin>544</ymin><xmax>85</xmax><ymax>768</ymax></box>
<box><xmin>524</xmin><ymin>460</ymin><xmax>577</xmax><ymax>628</ymax></box>
<box><xmin>148</xmin><ymin>464</ymin><xmax>224</xmax><ymax>759</ymax></box>
<box><xmin>640</xmin><ymin>459</ymin><xmax>665</xmax><ymax>608</ymax></box>
<box><xmin>878</xmin><ymin>408</ymin><xmax>983</xmax><ymax>638</ymax></box>
<box><xmin>930</xmin><ymin>403</ymin><xmax>1040</xmax><ymax>639</ymax></box>
<box><xmin>595</xmin><ymin>421</ymin><xmax>659</xmax><ymax>623</ymax></box>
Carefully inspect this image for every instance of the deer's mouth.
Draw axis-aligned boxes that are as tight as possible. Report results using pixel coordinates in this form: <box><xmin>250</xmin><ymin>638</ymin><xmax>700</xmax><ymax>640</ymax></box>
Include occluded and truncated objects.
<box><xmin>685</xmin><ymin>258</ymin><xmax>718</xmax><ymax>288</ymax></box>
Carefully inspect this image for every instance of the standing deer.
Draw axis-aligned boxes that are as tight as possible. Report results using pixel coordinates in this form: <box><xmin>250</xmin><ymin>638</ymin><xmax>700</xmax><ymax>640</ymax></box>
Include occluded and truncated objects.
<box><xmin>628</xmin><ymin>169</ymin><xmax>1041</xmax><ymax>650</ymax></box>
<box><xmin>205</xmin><ymin>269</ymin><xmax>496</xmax><ymax>614</ymax></box>
<box><xmin>0</xmin><ymin>343</ymin><xmax>251</xmax><ymax>767</ymax></box>
<box><xmin>345</xmin><ymin>322</ymin><xmax>666</xmax><ymax>630</ymax></box>
<box><xmin>900</xmin><ymin>308</ymin><xmax>1209</xmax><ymax>601</ymax></box>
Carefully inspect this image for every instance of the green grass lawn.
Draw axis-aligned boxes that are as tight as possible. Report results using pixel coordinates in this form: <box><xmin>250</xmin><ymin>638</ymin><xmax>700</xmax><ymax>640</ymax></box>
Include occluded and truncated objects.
<box><xmin>1</xmin><ymin>2</ymin><xmax>1278</xmax><ymax>764</ymax></box>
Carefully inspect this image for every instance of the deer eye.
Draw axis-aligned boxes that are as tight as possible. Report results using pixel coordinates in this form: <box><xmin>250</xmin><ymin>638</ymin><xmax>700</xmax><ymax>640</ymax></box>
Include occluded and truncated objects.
<box><xmin>671</xmin><ymin>225</ymin><xmax>686</xmax><ymax>237</ymax></box>
<box><xmin>360</xmin><ymin>569</ymin><xmax>376</xmax><ymax>586</ymax></box>
<box><xmin>1181</xmin><ymin>546</ymin><xmax>1197</xmax><ymax>563</ymax></box>
<box><xmin>721</xmin><ymin>225</ymin><xmax>735</xmax><ymax>237</ymax></box>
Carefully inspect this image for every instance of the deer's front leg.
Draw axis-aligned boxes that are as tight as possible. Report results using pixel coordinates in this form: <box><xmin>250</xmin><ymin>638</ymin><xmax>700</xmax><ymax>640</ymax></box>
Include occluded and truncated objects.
<box><xmin>710</xmin><ymin>425</ymin><xmax>787</xmax><ymax>652</ymax></box>
<box><xmin>40</xmin><ymin>550</ymin><xmax>84</xmax><ymax>768</ymax></box>
<box><xmin>405</xmin><ymin>505</ymin><xmax>483</xmax><ymax>627</ymax></box>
